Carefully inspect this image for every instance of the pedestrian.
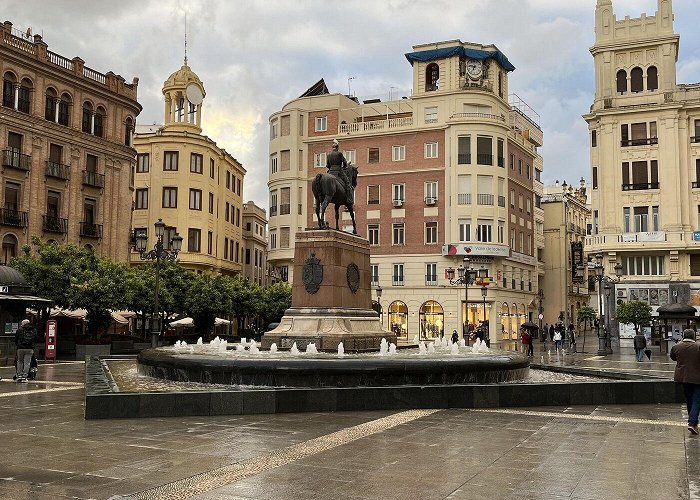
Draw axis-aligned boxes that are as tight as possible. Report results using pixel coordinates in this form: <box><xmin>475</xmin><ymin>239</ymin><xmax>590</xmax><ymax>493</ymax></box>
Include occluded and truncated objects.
<box><xmin>670</xmin><ymin>329</ymin><xmax>700</xmax><ymax>435</ymax></box>
<box><xmin>569</xmin><ymin>324</ymin><xmax>577</xmax><ymax>353</ymax></box>
<box><xmin>549</xmin><ymin>324</ymin><xmax>555</xmax><ymax>342</ymax></box>
<box><xmin>520</xmin><ymin>328</ymin><xmax>529</xmax><ymax>354</ymax></box>
<box><xmin>633</xmin><ymin>330</ymin><xmax>647</xmax><ymax>362</ymax></box>
<box><xmin>526</xmin><ymin>331</ymin><xmax>534</xmax><ymax>357</ymax></box>
<box><xmin>14</xmin><ymin>319</ymin><xmax>37</xmax><ymax>382</ymax></box>
<box><xmin>553</xmin><ymin>329</ymin><xmax>562</xmax><ymax>352</ymax></box>
<box><xmin>451</xmin><ymin>329</ymin><xmax>459</xmax><ymax>344</ymax></box>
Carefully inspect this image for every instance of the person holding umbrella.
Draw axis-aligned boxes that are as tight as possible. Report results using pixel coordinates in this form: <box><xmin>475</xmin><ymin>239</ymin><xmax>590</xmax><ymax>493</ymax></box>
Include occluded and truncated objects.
<box><xmin>670</xmin><ymin>329</ymin><xmax>700</xmax><ymax>435</ymax></box>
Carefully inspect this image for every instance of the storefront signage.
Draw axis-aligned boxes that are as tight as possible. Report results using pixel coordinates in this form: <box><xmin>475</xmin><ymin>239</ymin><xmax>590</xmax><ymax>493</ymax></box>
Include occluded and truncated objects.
<box><xmin>442</xmin><ymin>244</ymin><xmax>509</xmax><ymax>257</ymax></box>
<box><xmin>507</xmin><ymin>251</ymin><xmax>536</xmax><ymax>266</ymax></box>
<box><xmin>45</xmin><ymin>320</ymin><xmax>57</xmax><ymax>361</ymax></box>
<box><xmin>571</xmin><ymin>241</ymin><xmax>585</xmax><ymax>284</ymax></box>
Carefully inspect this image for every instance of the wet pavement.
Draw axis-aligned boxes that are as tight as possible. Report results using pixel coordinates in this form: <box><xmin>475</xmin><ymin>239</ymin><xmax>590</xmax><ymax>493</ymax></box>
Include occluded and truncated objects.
<box><xmin>0</xmin><ymin>360</ymin><xmax>698</xmax><ymax>499</ymax></box>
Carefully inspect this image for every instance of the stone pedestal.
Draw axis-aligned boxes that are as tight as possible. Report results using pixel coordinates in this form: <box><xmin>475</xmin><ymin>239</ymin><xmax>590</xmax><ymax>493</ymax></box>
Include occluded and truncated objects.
<box><xmin>262</xmin><ymin>230</ymin><xmax>394</xmax><ymax>352</ymax></box>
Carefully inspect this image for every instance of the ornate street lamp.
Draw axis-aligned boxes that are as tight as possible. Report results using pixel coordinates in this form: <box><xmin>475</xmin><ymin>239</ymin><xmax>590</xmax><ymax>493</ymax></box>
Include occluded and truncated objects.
<box><xmin>135</xmin><ymin>218</ymin><xmax>183</xmax><ymax>347</ymax></box>
<box><xmin>481</xmin><ymin>285</ymin><xmax>489</xmax><ymax>346</ymax></box>
<box><xmin>376</xmin><ymin>284</ymin><xmax>383</xmax><ymax>325</ymax></box>
<box><xmin>589</xmin><ymin>253</ymin><xmax>623</xmax><ymax>355</ymax></box>
<box><xmin>446</xmin><ymin>256</ymin><xmax>478</xmax><ymax>343</ymax></box>
<box><xmin>537</xmin><ymin>288</ymin><xmax>545</xmax><ymax>340</ymax></box>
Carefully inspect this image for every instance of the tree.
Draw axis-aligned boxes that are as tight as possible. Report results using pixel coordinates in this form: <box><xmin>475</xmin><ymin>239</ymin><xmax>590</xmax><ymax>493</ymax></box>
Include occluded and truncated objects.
<box><xmin>577</xmin><ymin>305</ymin><xmax>596</xmax><ymax>333</ymax></box>
<box><xmin>258</xmin><ymin>282</ymin><xmax>292</xmax><ymax>327</ymax></box>
<box><xmin>615</xmin><ymin>300</ymin><xmax>652</xmax><ymax>335</ymax></box>
<box><xmin>184</xmin><ymin>272</ymin><xmax>228</xmax><ymax>337</ymax></box>
<box><xmin>223</xmin><ymin>275</ymin><xmax>259</xmax><ymax>335</ymax></box>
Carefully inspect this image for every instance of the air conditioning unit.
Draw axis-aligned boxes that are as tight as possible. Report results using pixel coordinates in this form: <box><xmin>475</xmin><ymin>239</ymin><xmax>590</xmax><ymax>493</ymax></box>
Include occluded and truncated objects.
<box><xmin>425</xmin><ymin>197</ymin><xmax>436</xmax><ymax>206</ymax></box>
<box><xmin>392</xmin><ymin>199</ymin><xmax>403</xmax><ymax>208</ymax></box>
<box><xmin>617</xmin><ymin>289</ymin><xmax>628</xmax><ymax>298</ymax></box>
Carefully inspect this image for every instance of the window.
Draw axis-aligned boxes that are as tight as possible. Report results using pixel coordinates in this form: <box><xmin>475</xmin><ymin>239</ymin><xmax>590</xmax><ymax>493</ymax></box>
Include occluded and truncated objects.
<box><xmin>652</xmin><ymin>205</ymin><xmax>660</xmax><ymax>231</ymax></box>
<box><xmin>209</xmin><ymin>193</ymin><xmax>214</xmax><ymax>214</ymax></box>
<box><xmin>623</xmin><ymin>207</ymin><xmax>631</xmax><ymax>233</ymax></box>
<box><xmin>189</xmin><ymin>189</ymin><xmax>202</xmax><ymax>210</ymax></box>
<box><xmin>518</xmin><ymin>159</ymin><xmax>522</xmax><ymax>175</ymax></box>
<box><xmin>81</xmin><ymin>102</ymin><xmax>93</xmax><ymax>133</ymax></box>
<box><xmin>510</xmin><ymin>229</ymin><xmax>515</xmax><ymax>249</ymax></box>
<box><xmin>225</xmin><ymin>202</ymin><xmax>230</xmax><ymax>222</ymax></box>
<box><xmin>592</xmin><ymin>167</ymin><xmax>598</xmax><ymax>189</ymax></box>
<box><xmin>425</xmin><ymin>142</ymin><xmax>438</xmax><ymax>159</ymax></box>
<box><xmin>4</xmin><ymin>182</ymin><xmax>19</xmax><ymax>212</ymax></box>
<box><xmin>344</xmin><ymin>150</ymin><xmax>356</xmax><ymax>164</ymax></box>
<box><xmin>622</xmin><ymin>255</ymin><xmax>664</xmax><ymax>276</ymax></box>
<box><xmin>270</xmin><ymin>155</ymin><xmax>278</xmax><ymax>174</ymax></box>
<box><xmin>137</xmin><ymin>153</ymin><xmax>149</xmax><ymax>173</ymax></box>
<box><xmin>526</xmin><ymin>198</ymin><xmax>531</xmax><ymax>214</ymax></box>
<box><xmin>190</xmin><ymin>153</ymin><xmax>203</xmax><ymax>173</ymax></box>
<box><xmin>633</xmin><ymin>206</ymin><xmax>649</xmax><ymax>232</ymax></box>
<box><xmin>124</xmin><ymin>117</ymin><xmax>134</xmax><ymax>146</ymax></box>
<box><xmin>367</xmin><ymin>185</ymin><xmax>380</xmax><ymax>204</ymax></box>
<box><xmin>270</xmin><ymin>119</ymin><xmax>278</xmax><ymax>139</ymax></box>
<box><xmin>509</xmin><ymin>154</ymin><xmax>514</xmax><ymax>170</ymax></box>
<box><xmin>393</xmin><ymin>223</ymin><xmax>405</xmax><ymax>245</ymax></box>
<box><xmin>207</xmin><ymin>231</ymin><xmax>213</xmax><ymax>255</ymax></box>
<box><xmin>315</xmin><ymin>116</ymin><xmax>327</xmax><ymax>132</ymax></box>
<box><xmin>163</xmin><ymin>151</ymin><xmax>178</xmax><ymax>171</ymax></box>
<box><xmin>519</xmin><ymin>232</ymin><xmax>524</xmax><ymax>252</ymax></box>
<box><xmin>371</xmin><ymin>264</ymin><xmax>379</xmax><ymax>286</ymax></box>
<box><xmin>457</xmin><ymin>136</ymin><xmax>470</xmax><ymax>164</ymax></box>
<box><xmin>135</xmin><ymin>188</ymin><xmax>148</xmax><ymax>209</ymax></box>
<box><xmin>368</xmin><ymin>224</ymin><xmax>380</xmax><ymax>245</ymax></box>
<box><xmin>245</xmin><ymin>248</ymin><xmax>251</xmax><ymax>264</ymax></box>
<box><xmin>162</xmin><ymin>187</ymin><xmax>177</xmax><ymax>208</ymax></box>
<box><xmin>647</xmin><ymin>66</ymin><xmax>658</xmax><ymax>91</ymax></box>
<box><xmin>498</xmin><ymin>221</ymin><xmax>505</xmax><ymax>244</ymax></box>
<box><xmin>593</xmin><ymin>210</ymin><xmax>599</xmax><ymax>235</ymax></box>
<box><xmin>269</xmin><ymin>231</ymin><xmax>277</xmax><ymax>249</ymax></box>
<box><xmin>94</xmin><ymin>107</ymin><xmax>104</xmax><ymax>137</ymax></box>
<box><xmin>526</xmin><ymin>164</ymin><xmax>531</xmax><ymax>180</ymax></box>
<box><xmin>617</xmin><ymin>69</ymin><xmax>627</xmax><ymax>94</ymax></box>
<box><xmin>518</xmin><ymin>194</ymin><xmax>523</xmax><ymax>211</ymax></box>
<box><xmin>425</xmin><ymin>181</ymin><xmax>438</xmax><ymax>202</ymax></box>
<box><xmin>45</xmin><ymin>88</ymin><xmax>57</xmax><ymax>121</ymax></box>
<box><xmin>368</xmin><ymin>147</ymin><xmax>380</xmax><ymax>163</ymax></box>
<box><xmin>426</xmin><ymin>263</ymin><xmax>437</xmax><ymax>286</ymax></box>
<box><xmin>57</xmin><ymin>93</ymin><xmax>70</xmax><ymax>126</ymax></box>
<box><xmin>459</xmin><ymin>219</ymin><xmax>471</xmax><ymax>242</ymax></box>
<box><xmin>591</xmin><ymin>130</ymin><xmax>597</xmax><ymax>147</ymax></box>
<box><xmin>426</xmin><ymin>63</ymin><xmax>439</xmax><ymax>91</ymax></box>
<box><xmin>269</xmin><ymin>191</ymin><xmax>278</xmax><ymax>216</ymax></box>
<box><xmin>393</xmin><ymin>184</ymin><xmax>405</xmax><ymax>203</ymax></box>
<box><xmin>280</xmin><ymin>227</ymin><xmax>290</xmax><ymax>248</ymax></box>
<box><xmin>631</xmin><ymin>67</ymin><xmax>643</xmax><ymax>93</ymax></box>
<box><xmin>224</xmin><ymin>237</ymin><xmax>229</xmax><ymax>258</ymax></box>
<box><xmin>280</xmin><ymin>187</ymin><xmax>290</xmax><ymax>215</ymax></box>
<box><xmin>47</xmin><ymin>191</ymin><xmax>60</xmax><ymax>218</ymax></box>
<box><xmin>393</xmin><ymin>264</ymin><xmax>405</xmax><ymax>286</ymax></box>
<box><xmin>477</xmin><ymin>220</ymin><xmax>492</xmax><ymax>242</ymax></box>
<box><xmin>497</xmin><ymin>139</ymin><xmax>504</xmax><ymax>167</ymax></box>
<box><xmin>226</xmin><ymin>171</ymin><xmax>231</xmax><ymax>189</ymax></box>
<box><xmin>314</xmin><ymin>152</ymin><xmax>326</xmax><ymax>168</ymax></box>
<box><xmin>476</xmin><ymin>136</ymin><xmax>493</xmax><ymax>165</ymax></box>
<box><xmin>392</xmin><ymin>145</ymin><xmax>406</xmax><ymax>161</ymax></box>
<box><xmin>210</xmin><ymin>158</ymin><xmax>215</xmax><ymax>178</ymax></box>
<box><xmin>425</xmin><ymin>221</ymin><xmax>438</xmax><ymax>244</ymax></box>
<box><xmin>425</xmin><ymin>106</ymin><xmax>438</xmax><ymax>123</ymax></box>
<box><xmin>237</xmin><ymin>178</ymin><xmax>241</xmax><ymax>196</ymax></box>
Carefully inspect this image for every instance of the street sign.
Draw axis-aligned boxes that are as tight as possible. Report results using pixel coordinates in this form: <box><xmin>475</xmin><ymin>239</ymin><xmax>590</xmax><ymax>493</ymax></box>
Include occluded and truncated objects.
<box><xmin>538</xmin><ymin>313</ymin><xmax>544</xmax><ymax>320</ymax></box>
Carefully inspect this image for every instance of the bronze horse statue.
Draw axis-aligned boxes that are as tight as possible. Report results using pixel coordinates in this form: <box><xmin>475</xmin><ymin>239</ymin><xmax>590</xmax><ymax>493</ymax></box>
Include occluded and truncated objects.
<box><xmin>312</xmin><ymin>164</ymin><xmax>358</xmax><ymax>234</ymax></box>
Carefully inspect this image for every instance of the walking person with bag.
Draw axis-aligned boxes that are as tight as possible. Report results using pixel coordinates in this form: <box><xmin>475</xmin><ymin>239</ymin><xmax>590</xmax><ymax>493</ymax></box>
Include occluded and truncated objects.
<box><xmin>553</xmin><ymin>329</ymin><xmax>562</xmax><ymax>352</ymax></box>
<box><xmin>633</xmin><ymin>331</ymin><xmax>647</xmax><ymax>362</ymax></box>
<box><xmin>670</xmin><ymin>329</ymin><xmax>700</xmax><ymax>435</ymax></box>
<box><xmin>14</xmin><ymin>319</ymin><xmax>37</xmax><ymax>382</ymax></box>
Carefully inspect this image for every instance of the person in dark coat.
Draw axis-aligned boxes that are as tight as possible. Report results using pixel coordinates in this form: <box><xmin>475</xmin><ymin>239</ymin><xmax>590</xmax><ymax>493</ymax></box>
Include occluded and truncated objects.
<box><xmin>549</xmin><ymin>324</ymin><xmax>555</xmax><ymax>342</ymax></box>
<box><xmin>633</xmin><ymin>331</ymin><xmax>647</xmax><ymax>362</ymax></box>
<box><xmin>451</xmin><ymin>329</ymin><xmax>459</xmax><ymax>344</ymax></box>
<box><xmin>14</xmin><ymin>319</ymin><xmax>36</xmax><ymax>382</ymax></box>
<box><xmin>670</xmin><ymin>329</ymin><xmax>700</xmax><ymax>435</ymax></box>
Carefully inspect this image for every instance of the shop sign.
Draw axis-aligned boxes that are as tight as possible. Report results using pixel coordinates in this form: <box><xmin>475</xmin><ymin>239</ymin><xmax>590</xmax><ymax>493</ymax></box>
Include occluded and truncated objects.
<box><xmin>442</xmin><ymin>244</ymin><xmax>509</xmax><ymax>257</ymax></box>
<box><xmin>507</xmin><ymin>251</ymin><xmax>536</xmax><ymax>266</ymax></box>
<box><xmin>571</xmin><ymin>241</ymin><xmax>585</xmax><ymax>284</ymax></box>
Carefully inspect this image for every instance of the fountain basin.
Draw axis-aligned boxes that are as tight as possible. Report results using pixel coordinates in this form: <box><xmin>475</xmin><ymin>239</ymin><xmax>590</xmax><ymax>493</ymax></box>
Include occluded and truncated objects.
<box><xmin>136</xmin><ymin>347</ymin><xmax>530</xmax><ymax>387</ymax></box>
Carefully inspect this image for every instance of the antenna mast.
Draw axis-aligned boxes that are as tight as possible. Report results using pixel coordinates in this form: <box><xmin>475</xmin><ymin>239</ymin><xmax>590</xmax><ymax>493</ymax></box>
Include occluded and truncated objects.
<box><xmin>184</xmin><ymin>13</ymin><xmax>188</xmax><ymax>65</ymax></box>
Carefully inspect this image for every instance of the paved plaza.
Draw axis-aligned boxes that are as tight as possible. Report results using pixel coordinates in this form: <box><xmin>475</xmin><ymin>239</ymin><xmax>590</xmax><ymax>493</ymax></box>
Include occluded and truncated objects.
<box><xmin>0</xmin><ymin>356</ymin><xmax>698</xmax><ymax>500</ymax></box>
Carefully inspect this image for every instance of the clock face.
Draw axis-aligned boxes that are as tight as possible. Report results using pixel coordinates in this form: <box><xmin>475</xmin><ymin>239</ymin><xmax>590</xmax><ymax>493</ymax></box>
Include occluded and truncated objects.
<box><xmin>466</xmin><ymin>60</ymin><xmax>482</xmax><ymax>78</ymax></box>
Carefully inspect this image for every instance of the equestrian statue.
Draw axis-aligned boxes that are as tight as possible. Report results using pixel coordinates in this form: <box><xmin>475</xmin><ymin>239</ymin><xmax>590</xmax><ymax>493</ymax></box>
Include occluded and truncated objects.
<box><xmin>312</xmin><ymin>139</ymin><xmax>358</xmax><ymax>234</ymax></box>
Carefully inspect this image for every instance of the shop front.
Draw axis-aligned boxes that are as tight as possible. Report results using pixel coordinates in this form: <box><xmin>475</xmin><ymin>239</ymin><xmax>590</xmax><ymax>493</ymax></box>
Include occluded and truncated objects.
<box><xmin>419</xmin><ymin>300</ymin><xmax>444</xmax><ymax>340</ymax></box>
<box><xmin>387</xmin><ymin>300</ymin><xmax>408</xmax><ymax>340</ymax></box>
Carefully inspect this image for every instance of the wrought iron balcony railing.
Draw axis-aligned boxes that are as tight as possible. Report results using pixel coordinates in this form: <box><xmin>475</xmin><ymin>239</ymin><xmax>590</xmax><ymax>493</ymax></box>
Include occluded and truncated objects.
<box><xmin>82</xmin><ymin>170</ymin><xmax>105</xmax><ymax>188</ymax></box>
<box><xmin>2</xmin><ymin>149</ymin><xmax>31</xmax><ymax>170</ymax></box>
<box><xmin>43</xmin><ymin>215</ymin><xmax>68</xmax><ymax>233</ymax></box>
<box><xmin>45</xmin><ymin>161</ymin><xmax>70</xmax><ymax>180</ymax></box>
<box><xmin>621</xmin><ymin>182</ymin><xmax>659</xmax><ymax>191</ymax></box>
<box><xmin>0</xmin><ymin>208</ymin><xmax>28</xmax><ymax>227</ymax></box>
<box><xmin>80</xmin><ymin>222</ymin><xmax>102</xmax><ymax>238</ymax></box>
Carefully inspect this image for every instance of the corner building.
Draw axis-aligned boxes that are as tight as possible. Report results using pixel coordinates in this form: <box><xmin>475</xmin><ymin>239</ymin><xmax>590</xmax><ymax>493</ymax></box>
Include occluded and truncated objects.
<box><xmin>585</xmin><ymin>0</ymin><xmax>700</xmax><ymax>345</ymax></box>
<box><xmin>0</xmin><ymin>21</ymin><xmax>141</xmax><ymax>262</ymax></box>
<box><xmin>131</xmin><ymin>64</ymin><xmax>245</xmax><ymax>274</ymax></box>
<box><xmin>268</xmin><ymin>40</ymin><xmax>544</xmax><ymax>345</ymax></box>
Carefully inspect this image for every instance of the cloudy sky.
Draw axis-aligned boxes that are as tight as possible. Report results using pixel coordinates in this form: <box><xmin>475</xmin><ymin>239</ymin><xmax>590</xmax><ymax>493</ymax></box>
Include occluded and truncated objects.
<box><xmin>7</xmin><ymin>0</ymin><xmax>700</xmax><ymax>209</ymax></box>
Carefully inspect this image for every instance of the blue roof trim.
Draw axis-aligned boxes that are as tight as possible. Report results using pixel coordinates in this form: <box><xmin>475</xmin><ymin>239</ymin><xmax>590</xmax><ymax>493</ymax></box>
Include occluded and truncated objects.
<box><xmin>405</xmin><ymin>47</ymin><xmax>515</xmax><ymax>72</ymax></box>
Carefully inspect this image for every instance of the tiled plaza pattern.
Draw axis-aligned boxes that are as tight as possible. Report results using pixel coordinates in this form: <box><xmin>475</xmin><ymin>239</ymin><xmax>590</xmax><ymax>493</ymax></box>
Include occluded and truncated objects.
<box><xmin>0</xmin><ymin>351</ymin><xmax>698</xmax><ymax>500</ymax></box>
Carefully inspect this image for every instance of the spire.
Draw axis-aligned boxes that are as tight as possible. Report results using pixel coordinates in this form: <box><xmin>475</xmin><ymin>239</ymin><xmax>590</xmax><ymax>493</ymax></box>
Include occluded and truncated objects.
<box><xmin>183</xmin><ymin>12</ymin><xmax>188</xmax><ymax>66</ymax></box>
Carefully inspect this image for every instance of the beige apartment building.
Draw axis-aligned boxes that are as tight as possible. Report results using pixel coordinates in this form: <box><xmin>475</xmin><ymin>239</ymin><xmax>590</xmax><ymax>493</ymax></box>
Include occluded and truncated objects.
<box><xmin>541</xmin><ymin>180</ymin><xmax>591</xmax><ymax>327</ymax></box>
<box><xmin>267</xmin><ymin>40</ymin><xmax>544</xmax><ymax>345</ymax></box>
<box><xmin>585</xmin><ymin>0</ymin><xmax>700</xmax><ymax>345</ymax></box>
<box><xmin>131</xmin><ymin>63</ymin><xmax>245</xmax><ymax>274</ymax></box>
<box><xmin>241</xmin><ymin>201</ymin><xmax>269</xmax><ymax>285</ymax></box>
<box><xmin>0</xmin><ymin>21</ymin><xmax>141</xmax><ymax>262</ymax></box>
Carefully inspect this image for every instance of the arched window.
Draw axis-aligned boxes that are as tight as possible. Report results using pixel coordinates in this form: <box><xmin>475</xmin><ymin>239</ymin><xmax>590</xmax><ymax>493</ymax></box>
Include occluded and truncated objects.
<box><xmin>419</xmin><ymin>300</ymin><xmax>444</xmax><ymax>340</ymax></box>
<box><xmin>630</xmin><ymin>67</ymin><xmax>643</xmax><ymax>93</ymax></box>
<box><xmin>94</xmin><ymin>106</ymin><xmax>105</xmax><ymax>137</ymax></box>
<box><xmin>388</xmin><ymin>300</ymin><xmax>408</xmax><ymax>340</ymax></box>
<box><xmin>82</xmin><ymin>101</ymin><xmax>93</xmax><ymax>133</ymax></box>
<box><xmin>58</xmin><ymin>93</ymin><xmax>71</xmax><ymax>126</ymax></box>
<box><xmin>124</xmin><ymin>117</ymin><xmax>133</xmax><ymax>146</ymax></box>
<box><xmin>616</xmin><ymin>69</ymin><xmax>627</xmax><ymax>94</ymax></box>
<box><xmin>84</xmin><ymin>243</ymin><xmax>94</xmax><ymax>253</ymax></box>
<box><xmin>425</xmin><ymin>63</ymin><xmax>439</xmax><ymax>92</ymax></box>
<box><xmin>2</xmin><ymin>71</ymin><xmax>17</xmax><ymax>108</ymax></box>
<box><xmin>45</xmin><ymin>87</ymin><xmax>57</xmax><ymax>121</ymax></box>
<box><xmin>500</xmin><ymin>302</ymin><xmax>510</xmax><ymax>341</ymax></box>
<box><xmin>2</xmin><ymin>234</ymin><xmax>18</xmax><ymax>264</ymax></box>
<box><xmin>18</xmin><ymin>78</ymin><xmax>32</xmax><ymax>113</ymax></box>
<box><xmin>647</xmin><ymin>66</ymin><xmax>658</xmax><ymax>91</ymax></box>
<box><xmin>510</xmin><ymin>302</ymin><xmax>519</xmax><ymax>341</ymax></box>
<box><xmin>498</xmin><ymin>71</ymin><xmax>503</xmax><ymax>98</ymax></box>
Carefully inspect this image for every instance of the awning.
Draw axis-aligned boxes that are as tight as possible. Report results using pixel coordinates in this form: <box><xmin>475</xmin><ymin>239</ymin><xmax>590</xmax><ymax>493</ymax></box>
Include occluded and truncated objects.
<box><xmin>405</xmin><ymin>46</ymin><xmax>515</xmax><ymax>72</ymax></box>
<box><xmin>111</xmin><ymin>312</ymin><xmax>129</xmax><ymax>325</ymax></box>
<box><xmin>215</xmin><ymin>317</ymin><xmax>231</xmax><ymax>326</ymax></box>
<box><xmin>170</xmin><ymin>317</ymin><xmax>194</xmax><ymax>327</ymax></box>
<box><xmin>0</xmin><ymin>294</ymin><xmax>52</xmax><ymax>304</ymax></box>
<box><xmin>50</xmin><ymin>308</ymin><xmax>87</xmax><ymax>319</ymax></box>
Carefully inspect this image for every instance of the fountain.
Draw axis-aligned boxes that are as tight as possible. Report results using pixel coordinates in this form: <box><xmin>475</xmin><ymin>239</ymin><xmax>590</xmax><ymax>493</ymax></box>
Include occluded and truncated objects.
<box><xmin>270</xmin><ymin>343</ymin><xmax>278</xmax><ymax>355</ymax></box>
<box><xmin>337</xmin><ymin>342</ymin><xmax>345</xmax><ymax>357</ymax></box>
<box><xmin>290</xmin><ymin>342</ymin><xmax>300</xmax><ymax>355</ymax></box>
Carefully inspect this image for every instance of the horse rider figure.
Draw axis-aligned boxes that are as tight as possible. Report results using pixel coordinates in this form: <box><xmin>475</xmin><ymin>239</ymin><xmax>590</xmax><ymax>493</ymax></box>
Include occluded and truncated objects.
<box><xmin>326</xmin><ymin>139</ymin><xmax>352</xmax><ymax>205</ymax></box>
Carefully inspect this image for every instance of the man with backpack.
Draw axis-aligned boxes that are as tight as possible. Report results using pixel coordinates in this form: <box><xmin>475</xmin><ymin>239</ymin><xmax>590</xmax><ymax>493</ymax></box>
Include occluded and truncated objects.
<box><xmin>14</xmin><ymin>319</ymin><xmax>36</xmax><ymax>382</ymax></box>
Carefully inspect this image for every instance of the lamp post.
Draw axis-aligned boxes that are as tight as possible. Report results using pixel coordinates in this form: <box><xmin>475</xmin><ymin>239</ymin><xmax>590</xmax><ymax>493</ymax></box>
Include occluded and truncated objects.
<box><xmin>135</xmin><ymin>219</ymin><xmax>183</xmax><ymax>348</ymax></box>
<box><xmin>481</xmin><ymin>285</ymin><xmax>489</xmax><ymax>346</ymax></box>
<box><xmin>537</xmin><ymin>288</ymin><xmax>545</xmax><ymax>340</ymax></box>
<box><xmin>589</xmin><ymin>252</ymin><xmax>623</xmax><ymax>356</ymax></box>
<box><xmin>446</xmin><ymin>256</ymin><xmax>477</xmax><ymax>342</ymax></box>
<box><xmin>376</xmin><ymin>284</ymin><xmax>383</xmax><ymax>326</ymax></box>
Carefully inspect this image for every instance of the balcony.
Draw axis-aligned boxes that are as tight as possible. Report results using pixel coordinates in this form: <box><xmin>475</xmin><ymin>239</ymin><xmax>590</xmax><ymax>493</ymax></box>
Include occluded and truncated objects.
<box><xmin>82</xmin><ymin>170</ymin><xmax>105</xmax><ymax>188</ymax></box>
<box><xmin>693</xmin><ymin>181</ymin><xmax>700</xmax><ymax>188</ymax></box>
<box><xmin>476</xmin><ymin>154</ymin><xmax>493</xmax><ymax>165</ymax></box>
<box><xmin>2</xmin><ymin>149</ymin><xmax>31</xmax><ymax>170</ymax></box>
<box><xmin>80</xmin><ymin>222</ymin><xmax>102</xmax><ymax>238</ymax></box>
<box><xmin>621</xmin><ymin>182</ymin><xmax>659</xmax><ymax>191</ymax></box>
<box><xmin>0</xmin><ymin>208</ymin><xmax>28</xmax><ymax>227</ymax></box>
<box><xmin>269</xmin><ymin>206</ymin><xmax>277</xmax><ymax>217</ymax></box>
<box><xmin>392</xmin><ymin>276</ymin><xmax>405</xmax><ymax>286</ymax></box>
<box><xmin>43</xmin><ymin>215</ymin><xmax>68</xmax><ymax>234</ymax></box>
<box><xmin>457</xmin><ymin>193</ymin><xmax>472</xmax><ymax>205</ymax></box>
<box><xmin>476</xmin><ymin>194</ymin><xmax>494</xmax><ymax>205</ymax></box>
<box><xmin>45</xmin><ymin>161</ymin><xmax>70</xmax><ymax>180</ymax></box>
<box><xmin>498</xmin><ymin>195</ymin><xmax>506</xmax><ymax>207</ymax></box>
<box><xmin>279</xmin><ymin>203</ymin><xmax>290</xmax><ymax>216</ymax></box>
<box><xmin>497</xmin><ymin>156</ymin><xmax>505</xmax><ymax>168</ymax></box>
<box><xmin>338</xmin><ymin>117</ymin><xmax>413</xmax><ymax>136</ymax></box>
<box><xmin>691</xmin><ymin>136</ymin><xmax>700</xmax><ymax>143</ymax></box>
<box><xmin>425</xmin><ymin>275</ymin><xmax>437</xmax><ymax>286</ymax></box>
<box><xmin>620</xmin><ymin>137</ymin><xmax>658</xmax><ymax>147</ymax></box>
<box><xmin>457</xmin><ymin>153</ymin><xmax>471</xmax><ymax>164</ymax></box>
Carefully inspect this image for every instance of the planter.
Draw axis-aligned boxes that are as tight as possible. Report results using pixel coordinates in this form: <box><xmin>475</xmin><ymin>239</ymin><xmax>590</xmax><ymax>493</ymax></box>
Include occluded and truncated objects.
<box><xmin>75</xmin><ymin>343</ymin><xmax>111</xmax><ymax>360</ymax></box>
